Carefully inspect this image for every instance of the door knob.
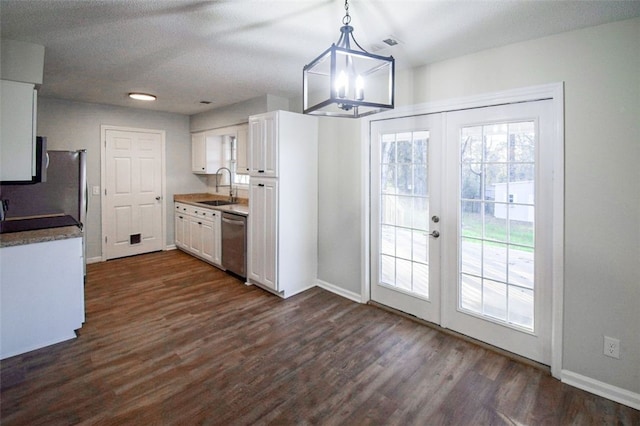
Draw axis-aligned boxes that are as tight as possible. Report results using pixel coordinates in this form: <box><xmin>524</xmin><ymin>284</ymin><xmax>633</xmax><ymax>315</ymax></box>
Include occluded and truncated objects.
<box><xmin>431</xmin><ymin>215</ymin><xmax>440</xmax><ymax>223</ymax></box>
<box><xmin>429</xmin><ymin>230</ymin><xmax>440</xmax><ymax>238</ymax></box>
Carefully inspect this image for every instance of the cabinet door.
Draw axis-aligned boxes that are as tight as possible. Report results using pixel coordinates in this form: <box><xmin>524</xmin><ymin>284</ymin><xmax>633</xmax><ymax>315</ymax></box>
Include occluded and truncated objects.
<box><xmin>248</xmin><ymin>117</ymin><xmax>263</xmax><ymax>176</ymax></box>
<box><xmin>248</xmin><ymin>178</ymin><xmax>278</xmax><ymax>290</ymax></box>
<box><xmin>262</xmin><ymin>113</ymin><xmax>278</xmax><ymax>178</ymax></box>
<box><xmin>200</xmin><ymin>219</ymin><xmax>215</xmax><ymax>263</ymax></box>
<box><xmin>247</xmin><ymin>180</ymin><xmax>263</xmax><ymax>283</ymax></box>
<box><xmin>212</xmin><ymin>212</ymin><xmax>222</xmax><ymax>266</ymax></box>
<box><xmin>174</xmin><ymin>204</ymin><xmax>190</xmax><ymax>249</ymax></box>
<box><xmin>1</xmin><ymin>80</ymin><xmax>36</xmax><ymax>181</ymax></box>
<box><xmin>236</xmin><ymin>124</ymin><xmax>249</xmax><ymax>175</ymax></box>
<box><xmin>175</xmin><ymin>213</ymin><xmax>186</xmax><ymax>248</ymax></box>
<box><xmin>188</xmin><ymin>217</ymin><xmax>203</xmax><ymax>255</ymax></box>
<box><xmin>248</xmin><ymin>113</ymin><xmax>278</xmax><ymax>178</ymax></box>
<box><xmin>191</xmin><ymin>132</ymin><xmax>206</xmax><ymax>173</ymax></box>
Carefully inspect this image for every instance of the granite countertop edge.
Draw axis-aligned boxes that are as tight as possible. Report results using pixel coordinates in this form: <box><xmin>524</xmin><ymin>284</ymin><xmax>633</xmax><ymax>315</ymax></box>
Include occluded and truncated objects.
<box><xmin>0</xmin><ymin>226</ymin><xmax>83</xmax><ymax>248</ymax></box>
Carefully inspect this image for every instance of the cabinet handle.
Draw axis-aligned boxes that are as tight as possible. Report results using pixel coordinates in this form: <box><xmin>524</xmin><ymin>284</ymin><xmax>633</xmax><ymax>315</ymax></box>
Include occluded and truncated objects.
<box><xmin>198</xmin><ymin>222</ymin><xmax>202</xmax><ymax>225</ymax></box>
<box><xmin>258</xmin><ymin>169</ymin><xmax>265</xmax><ymax>173</ymax></box>
<box><xmin>179</xmin><ymin>216</ymin><xmax>183</xmax><ymax>219</ymax></box>
<box><xmin>258</xmin><ymin>183</ymin><xmax>265</xmax><ymax>187</ymax></box>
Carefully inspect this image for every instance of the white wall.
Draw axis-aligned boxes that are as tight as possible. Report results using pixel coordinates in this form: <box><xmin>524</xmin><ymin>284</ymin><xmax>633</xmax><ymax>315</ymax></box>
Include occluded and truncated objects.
<box><xmin>317</xmin><ymin>117</ymin><xmax>362</xmax><ymax>295</ymax></box>
<box><xmin>190</xmin><ymin>94</ymin><xmax>290</xmax><ymax>132</ymax></box>
<box><xmin>36</xmin><ymin>97</ymin><xmax>207</xmax><ymax>260</ymax></box>
<box><xmin>317</xmin><ymin>17</ymin><xmax>640</xmax><ymax>395</ymax></box>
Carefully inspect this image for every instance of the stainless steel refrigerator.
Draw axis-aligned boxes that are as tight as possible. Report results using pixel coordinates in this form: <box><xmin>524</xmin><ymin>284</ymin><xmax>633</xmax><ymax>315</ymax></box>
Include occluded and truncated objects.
<box><xmin>0</xmin><ymin>149</ymin><xmax>87</xmax><ymax>267</ymax></box>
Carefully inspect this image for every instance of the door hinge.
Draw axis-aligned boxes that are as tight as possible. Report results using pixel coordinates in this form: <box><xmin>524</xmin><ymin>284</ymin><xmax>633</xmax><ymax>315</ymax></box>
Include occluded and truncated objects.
<box><xmin>104</xmin><ymin>188</ymin><xmax>107</xmax><ymax>196</ymax></box>
<box><xmin>105</xmin><ymin>236</ymin><xmax>108</xmax><ymax>243</ymax></box>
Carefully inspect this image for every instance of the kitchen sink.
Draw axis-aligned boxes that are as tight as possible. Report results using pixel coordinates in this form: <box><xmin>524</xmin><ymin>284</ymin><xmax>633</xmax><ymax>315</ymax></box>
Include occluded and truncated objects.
<box><xmin>198</xmin><ymin>200</ymin><xmax>235</xmax><ymax>207</ymax></box>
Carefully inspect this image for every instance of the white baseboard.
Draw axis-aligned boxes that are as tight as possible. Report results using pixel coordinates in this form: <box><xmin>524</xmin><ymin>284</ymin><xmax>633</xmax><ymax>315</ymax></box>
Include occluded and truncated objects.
<box><xmin>283</xmin><ymin>282</ymin><xmax>317</xmax><ymax>299</ymax></box>
<box><xmin>316</xmin><ymin>279</ymin><xmax>363</xmax><ymax>303</ymax></box>
<box><xmin>86</xmin><ymin>256</ymin><xmax>102</xmax><ymax>265</ymax></box>
<box><xmin>561</xmin><ymin>369</ymin><xmax>640</xmax><ymax>410</ymax></box>
<box><xmin>165</xmin><ymin>244</ymin><xmax>177</xmax><ymax>250</ymax></box>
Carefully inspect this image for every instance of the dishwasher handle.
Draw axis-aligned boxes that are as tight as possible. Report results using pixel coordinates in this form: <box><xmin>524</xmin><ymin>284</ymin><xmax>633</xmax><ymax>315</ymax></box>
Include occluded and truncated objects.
<box><xmin>222</xmin><ymin>216</ymin><xmax>245</xmax><ymax>226</ymax></box>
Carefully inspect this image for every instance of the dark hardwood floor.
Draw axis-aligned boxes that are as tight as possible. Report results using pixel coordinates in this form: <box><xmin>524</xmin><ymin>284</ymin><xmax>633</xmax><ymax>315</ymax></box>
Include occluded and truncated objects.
<box><xmin>1</xmin><ymin>250</ymin><xmax>638</xmax><ymax>425</ymax></box>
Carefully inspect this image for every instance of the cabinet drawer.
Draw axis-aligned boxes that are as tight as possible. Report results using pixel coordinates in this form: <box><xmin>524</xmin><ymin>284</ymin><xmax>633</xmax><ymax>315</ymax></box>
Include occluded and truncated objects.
<box><xmin>175</xmin><ymin>203</ymin><xmax>219</xmax><ymax>221</ymax></box>
<box><xmin>175</xmin><ymin>202</ymin><xmax>190</xmax><ymax>215</ymax></box>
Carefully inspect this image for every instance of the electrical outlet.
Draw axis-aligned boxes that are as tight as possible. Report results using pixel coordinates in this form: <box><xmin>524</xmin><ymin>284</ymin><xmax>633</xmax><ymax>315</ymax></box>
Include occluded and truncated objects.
<box><xmin>603</xmin><ymin>336</ymin><xmax>620</xmax><ymax>359</ymax></box>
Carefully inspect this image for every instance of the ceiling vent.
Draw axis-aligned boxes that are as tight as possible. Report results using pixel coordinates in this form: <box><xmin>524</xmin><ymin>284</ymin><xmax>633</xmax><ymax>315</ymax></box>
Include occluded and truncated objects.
<box><xmin>370</xmin><ymin>35</ymin><xmax>403</xmax><ymax>53</ymax></box>
<box><xmin>383</xmin><ymin>37</ymin><xmax>399</xmax><ymax>47</ymax></box>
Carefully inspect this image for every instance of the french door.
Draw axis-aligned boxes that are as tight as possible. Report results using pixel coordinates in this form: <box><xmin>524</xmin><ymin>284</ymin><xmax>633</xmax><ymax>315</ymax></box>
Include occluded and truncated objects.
<box><xmin>371</xmin><ymin>100</ymin><xmax>555</xmax><ymax>365</ymax></box>
<box><xmin>370</xmin><ymin>114</ymin><xmax>443</xmax><ymax>324</ymax></box>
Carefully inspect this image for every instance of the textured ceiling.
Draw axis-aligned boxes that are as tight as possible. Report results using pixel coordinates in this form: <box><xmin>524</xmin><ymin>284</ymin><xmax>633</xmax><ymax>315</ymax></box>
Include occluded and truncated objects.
<box><xmin>2</xmin><ymin>0</ymin><xmax>639</xmax><ymax>115</ymax></box>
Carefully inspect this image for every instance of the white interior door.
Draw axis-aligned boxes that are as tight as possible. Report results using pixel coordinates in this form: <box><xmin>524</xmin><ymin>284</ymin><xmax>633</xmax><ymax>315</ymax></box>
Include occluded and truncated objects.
<box><xmin>370</xmin><ymin>114</ymin><xmax>443</xmax><ymax>323</ymax></box>
<box><xmin>104</xmin><ymin>129</ymin><xmax>164</xmax><ymax>260</ymax></box>
<box><xmin>442</xmin><ymin>101</ymin><xmax>554</xmax><ymax>365</ymax></box>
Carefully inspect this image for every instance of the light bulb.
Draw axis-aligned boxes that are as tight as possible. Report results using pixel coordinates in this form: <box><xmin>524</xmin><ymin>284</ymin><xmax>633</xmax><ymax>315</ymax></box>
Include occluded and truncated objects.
<box><xmin>355</xmin><ymin>75</ymin><xmax>364</xmax><ymax>101</ymax></box>
<box><xmin>336</xmin><ymin>71</ymin><xmax>348</xmax><ymax>99</ymax></box>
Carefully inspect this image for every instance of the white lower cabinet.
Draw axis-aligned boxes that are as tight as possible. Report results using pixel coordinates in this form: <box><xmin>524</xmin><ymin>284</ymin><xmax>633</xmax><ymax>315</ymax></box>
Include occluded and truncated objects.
<box><xmin>175</xmin><ymin>207</ymin><xmax>189</xmax><ymax>249</ymax></box>
<box><xmin>1</xmin><ymin>237</ymin><xmax>84</xmax><ymax>359</ymax></box>
<box><xmin>174</xmin><ymin>202</ymin><xmax>222</xmax><ymax>268</ymax></box>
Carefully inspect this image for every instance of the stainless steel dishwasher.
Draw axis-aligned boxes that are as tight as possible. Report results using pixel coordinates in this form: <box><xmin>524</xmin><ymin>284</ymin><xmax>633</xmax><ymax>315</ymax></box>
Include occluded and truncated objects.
<box><xmin>221</xmin><ymin>212</ymin><xmax>247</xmax><ymax>278</ymax></box>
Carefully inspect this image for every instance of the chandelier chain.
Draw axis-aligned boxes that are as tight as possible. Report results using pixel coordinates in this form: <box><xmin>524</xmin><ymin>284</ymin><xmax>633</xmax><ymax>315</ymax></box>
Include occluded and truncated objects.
<box><xmin>342</xmin><ymin>0</ymin><xmax>351</xmax><ymax>25</ymax></box>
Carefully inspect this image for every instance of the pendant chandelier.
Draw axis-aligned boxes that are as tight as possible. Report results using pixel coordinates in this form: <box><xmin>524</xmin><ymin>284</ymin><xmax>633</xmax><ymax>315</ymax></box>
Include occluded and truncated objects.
<box><xmin>303</xmin><ymin>0</ymin><xmax>395</xmax><ymax>118</ymax></box>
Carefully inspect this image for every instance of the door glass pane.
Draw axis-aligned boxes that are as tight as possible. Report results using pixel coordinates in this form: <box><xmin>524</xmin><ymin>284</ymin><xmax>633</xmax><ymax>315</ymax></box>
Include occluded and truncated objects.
<box><xmin>459</xmin><ymin>121</ymin><xmax>536</xmax><ymax>331</ymax></box>
<box><xmin>378</xmin><ymin>130</ymin><xmax>430</xmax><ymax>299</ymax></box>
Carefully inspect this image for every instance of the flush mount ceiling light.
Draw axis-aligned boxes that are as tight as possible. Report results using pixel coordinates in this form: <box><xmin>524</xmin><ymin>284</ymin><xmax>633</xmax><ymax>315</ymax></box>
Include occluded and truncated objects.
<box><xmin>128</xmin><ymin>92</ymin><xmax>157</xmax><ymax>101</ymax></box>
<box><xmin>303</xmin><ymin>0</ymin><xmax>395</xmax><ymax>118</ymax></box>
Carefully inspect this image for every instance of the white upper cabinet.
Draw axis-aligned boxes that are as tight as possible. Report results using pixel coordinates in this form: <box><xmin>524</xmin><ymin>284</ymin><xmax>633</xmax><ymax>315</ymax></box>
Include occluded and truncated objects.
<box><xmin>248</xmin><ymin>113</ymin><xmax>278</xmax><ymax>177</ymax></box>
<box><xmin>236</xmin><ymin>123</ymin><xmax>249</xmax><ymax>175</ymax></box>
<box><xmin>191</xmin><ymin>131</ymin><xmax>223</xmax><ymax>174</ymax></box>
<box><xmin>0</xmin><ymin>80</ymin><xmax>37</xmax><ymax>181</ymax></box>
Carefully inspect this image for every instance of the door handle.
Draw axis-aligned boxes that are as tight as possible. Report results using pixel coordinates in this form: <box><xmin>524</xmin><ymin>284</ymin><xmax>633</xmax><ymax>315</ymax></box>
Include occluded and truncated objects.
<box><xmin>222</xmin><ymin>217</ymin><xmax>245</xmax><ymax>226</ymax></box>
<box><xmin>155</xmin><ymin>196</ymin><xmax>161</xmax><ymax>201</ymax></box>
<box><xmin>428</xmin><ymin>230</ymin><xmax>440</xmax><ymax>238</ymax></box>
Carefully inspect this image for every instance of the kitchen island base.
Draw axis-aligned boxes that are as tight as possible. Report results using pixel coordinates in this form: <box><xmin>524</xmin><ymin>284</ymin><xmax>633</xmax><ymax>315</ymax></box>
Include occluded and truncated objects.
<box><xmin>1</xmin><ymin>236</ymin><xmax>84</xmax><ymax>359</ymax></box>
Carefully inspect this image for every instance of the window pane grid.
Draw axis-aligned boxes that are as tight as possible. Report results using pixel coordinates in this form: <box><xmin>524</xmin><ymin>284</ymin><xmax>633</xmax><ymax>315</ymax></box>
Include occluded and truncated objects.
<box><xmin>378</xmin><ymin>130</ymin><xmax>430</xmax><ymax>299</ymax></box>
<box><xmin>459</xmin><ymin>121</ymin><xmax>535</xmax><ymax>331</ymax></box>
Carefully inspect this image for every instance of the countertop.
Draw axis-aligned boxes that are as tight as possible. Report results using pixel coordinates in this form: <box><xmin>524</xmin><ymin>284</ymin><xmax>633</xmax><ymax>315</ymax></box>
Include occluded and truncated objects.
<box><xmin>174</xmin><ymin>193</ymin><xmax>249</xmax><ymax>216</ymax></box>
<box><xmin>0</xmin><ymin>225</ymin><xmax>83</xmax><ymax>248</ymax></box>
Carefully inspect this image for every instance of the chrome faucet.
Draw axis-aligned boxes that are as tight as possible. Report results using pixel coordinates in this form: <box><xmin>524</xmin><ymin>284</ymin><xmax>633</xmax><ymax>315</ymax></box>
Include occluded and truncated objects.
<box><xmin>215</xmin><ymin>167</ymin><xmax>235</xmax><ymax>202</ymax></box>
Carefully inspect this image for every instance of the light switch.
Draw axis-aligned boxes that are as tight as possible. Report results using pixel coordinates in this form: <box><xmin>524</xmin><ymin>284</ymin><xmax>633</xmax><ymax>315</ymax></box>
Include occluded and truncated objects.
<box><xmin>92</xmin><ymin>185</ymin><xmax>100</xmax><ymax>196</ymax></box>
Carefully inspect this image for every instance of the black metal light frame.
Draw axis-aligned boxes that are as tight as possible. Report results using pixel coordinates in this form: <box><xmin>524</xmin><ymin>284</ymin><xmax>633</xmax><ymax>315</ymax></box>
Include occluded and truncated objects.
<box><xmin>303</xmin><ymin>2</ymin><xmax>395</xmax><ymax>118</ymax></box>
